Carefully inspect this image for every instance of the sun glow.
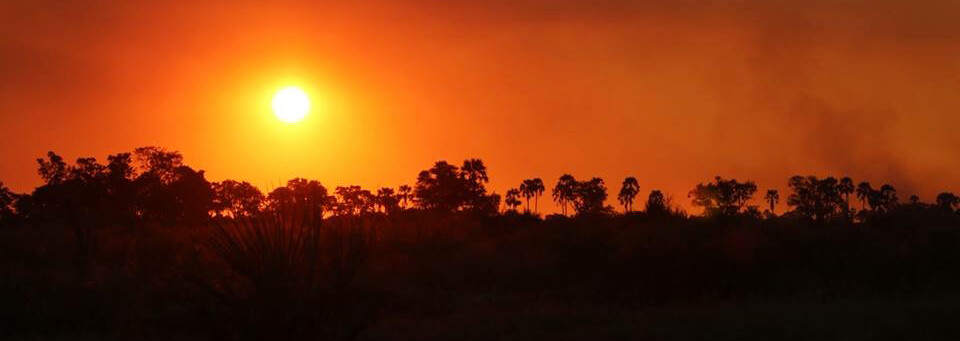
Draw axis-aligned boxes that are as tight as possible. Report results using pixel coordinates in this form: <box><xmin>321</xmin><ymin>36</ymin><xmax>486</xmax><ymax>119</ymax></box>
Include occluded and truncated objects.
<box><xmin>272</xmin><ymin>87</ymin><xmax>310</xmax><ymax>123</ymax></box>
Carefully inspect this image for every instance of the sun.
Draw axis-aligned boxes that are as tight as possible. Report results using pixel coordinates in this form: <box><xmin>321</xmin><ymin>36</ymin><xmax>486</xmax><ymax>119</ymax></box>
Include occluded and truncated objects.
<box><xmin>272</xmin><ymin>87</ymin><xmax>310</xmax><ymax>123</ymax></box>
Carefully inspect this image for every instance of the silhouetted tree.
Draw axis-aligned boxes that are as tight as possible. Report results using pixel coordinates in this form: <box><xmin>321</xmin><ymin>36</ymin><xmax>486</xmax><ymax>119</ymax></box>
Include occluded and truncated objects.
<box><xmin>519</xmin><ymin>178</ymin><xmax>545</xmax><ymax>214</ymax></box>
<box><xmin>552</xmin><ymin>174</ymin><xmax>576</xmax><ymax>216</ymax></box>
<box><xmin>166</xmin><ymin>166</ymin><xmax>215</xmax><ymax>224</ymax></box>
<box><xmin>838</xmin><ymin>177</ymin><xmax>855</xmax><ymax>216</ymax></box>
<box><xmin>936</xmin><ymin>192</ymin><xmax>959</xmax><ymax>212</ymax></box>
<box><xmin>572</xmin><ymin>177</ymin><xmax>607</xmax><ymax>215</ymax></box>
<box><xmin>0</xmin><ymin>182</ymin><xmax>17</xmax><ymax>226</ymax></box>
<box><xmin>476</xmin><ymin>191</ymin><xmax>501</xmax><ymax>216</ymax></box>
<box><xmin>397</xmin><ymin>184</ymin><xmax>412</xmax><ymax>209</ymax></box>
<box><xmin>764</xmin><ymin>189</ymin><xmax>779</xmax><ymax>214</ymax></box>
<box><xmin>689</xmin><ymin>176</ymin><xmax>757</xmax><ymax>217</ymax></box>
<box><xmin>334</xmin><ymin>186</ymin><xmax>374</xmax><ymax>215</ymax></box>
<box><xmin>531</xmin><ymin>178</ymin><xmax>544</xmax><ymax>214</ymax></box>
<box><xmin>909</xmin><ymin>195</ymin><xmax>921</xmax><ymax>206</ymax></box>
<box><xmin>786</xmin><ymin>176</ymin><xmax>844</xmax><ymax>222</ymax></box>
<box><xmin>618</xmin><ymin>177</ymin><xmax>640</xmax><ymax>213</ymax></box>
<box><xmin>377</xmin><ymin>187</ymin><xmax>400</xmax><ymax>214</ymax></box>
<box><xmin>414</xmin><ymin>161</ymin><xmax>463</xmax><ymax>212</ymax></box>
<box><xmin>268</xmin><ymin>178</ymin><xmax>330</xmax><ymax>219</ymax></box>
<box><xmin>856</xmin><ymin>182</ymin><xmax>873</xmax><ymax>211</ymax></box>
<box><xmin>505</xmin><ymin>188</ymin><xmax>522</xmax><ymax>212</ymax></box>
<box><xmin>876</xmin><ymin>184</ymin><xmax>899</xmax><ymax>213</ymax></box>
<box><xmin>460</xmin><ymin>159</ymin><xmax>494</xmax><ymax>211</ymax></box>
<box><xmin>105</xmin><ymin>153</ymin><xmax>137</xmax><ymax>224</ymax></box>
<box><xmin>519</xmin><ymin>179</ymin><xmax>535</xmax><ymax>213</ymax></box>
<box><xmin>212</xmin><ymin>180</ymin><xmax>264</xmax><ymax>217</ymax></box>
<box><xmin>414</xmin><ymin>159</ymin><xmax>496</xmax><ymax>213</ymax></box>
<box><xmin>134</xmin><ymin>146</ymin><xmax>184</xmax><ymax>183</ymax></box>
<box><xmin>645</xmin><ymin>190</ymin><xmax>667</xmax><ymax>215</ymax></box>
<box><xmin>37</xmin><ymin>151</ymin><xmax>69</xmax><ymax>185</ymax></box>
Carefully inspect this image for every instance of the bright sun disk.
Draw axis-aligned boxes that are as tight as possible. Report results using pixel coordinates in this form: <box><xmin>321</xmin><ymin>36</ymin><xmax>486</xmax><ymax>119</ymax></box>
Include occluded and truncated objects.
<box><xmin>272</xmin><ymin>87</ymin><xmax>310</xmax><ymax>123</ymax></box>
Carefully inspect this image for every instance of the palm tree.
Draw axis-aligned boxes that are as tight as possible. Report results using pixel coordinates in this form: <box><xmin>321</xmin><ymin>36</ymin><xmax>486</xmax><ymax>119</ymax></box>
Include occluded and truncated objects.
<box><xmin>764</xmin><ymin>189</ymin><xmax>779</xmax><ymax>214</ymax></box>
<box><xmin>398</xmin><ymin>184</ymin><xmax>412</xmax><ymax>209</ymax></box>
<box><xmin>856</xmin><ymin>182</ymin><xmax>873</xmax><ymax>211</ymax></box>
<box><xmin>552</xmin><ymin>174</ymin><xmax>576</xmax><ymax>216</ymax></box>
<box><xmin>519</xmin><ymin>180</ymin><xmax>535</xmax><ymax>213</ymax></box>
<box><xmin>878</xmin><ymin>184</ymin><xmax>898</xmax><ymax>212</ymax></box>
<box><xmin>838</xmin><ymin>177</ymin><xmax>854</xmax><ymax>215</ymax></box>
<box><xmin>505</xmin><ymin>188</ymin><xmax>522</xmax><ymax>212</ymax></box>
<box><xmin>617</xmin><ymin>177</ymin><xmax>640</xmax><ymax>213</ymax></box>
<box><xmin>532</xmin><ymin>178</ymin><xmax>545</xmax><ymax>214</ymax></box>
<box><xmin>519</xmin><ymin>178</ymin><xmax>545</xmax><ymax>214</ymax></box>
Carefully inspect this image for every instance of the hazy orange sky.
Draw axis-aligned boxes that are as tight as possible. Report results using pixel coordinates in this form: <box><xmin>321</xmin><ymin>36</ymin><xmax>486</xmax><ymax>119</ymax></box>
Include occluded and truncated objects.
<box><xmin>2</xmin><ymin>0</ymin><xmax>959</xmax><ymax>213</ymax></box>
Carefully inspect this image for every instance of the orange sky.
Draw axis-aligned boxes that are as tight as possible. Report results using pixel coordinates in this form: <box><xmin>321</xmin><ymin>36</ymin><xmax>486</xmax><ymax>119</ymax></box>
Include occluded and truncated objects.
<box><xmin>2</xmin><ymin>0</ymin><xmax>959</xmax><ymax>213</ymax></box>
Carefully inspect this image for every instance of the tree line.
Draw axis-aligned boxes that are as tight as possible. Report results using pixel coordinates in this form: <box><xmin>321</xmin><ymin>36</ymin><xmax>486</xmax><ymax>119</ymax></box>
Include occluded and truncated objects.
<box><xmin>1</xmin><ymin>147</ymin><xmax>959</xmax><ymax>230</ymax></box>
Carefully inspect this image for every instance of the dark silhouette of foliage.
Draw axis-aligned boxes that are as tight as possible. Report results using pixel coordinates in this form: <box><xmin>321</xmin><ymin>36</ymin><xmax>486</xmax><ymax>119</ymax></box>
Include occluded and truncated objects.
<box><xmin>376</xmin><ymin>187</ymin><xmax>400</xmax><ymax>214</ymax></box>
<box><xmin>909</xmin><ymin>195</ymin><xmax>921</xmax><ymax>206</ymax></box>
<box><xmin>618</xmin><ymin>176</ymin><xmax>640</xmax><ymax>213</ymax></box>
<box><xmin>552</xmin><ymin>174</ymin><xmax>576</xmax><ymax>216</ymax></box>
<box><xmin>413</xmin><ymin>159</ymin><xmax>496</xmax><ymax>213</ymax></box>
<box><xmin>786</xmin><ymin>176</ymin><xmax>845</xmax><ymax>222</ymax></box>
<box><xmin>856</xmin><ymin>181</ymin><xmax>873</xmax><ymax>211</ymax></box>
<box><xmin>519</xmin><ymin>178</ymin><xmax>545</xmax><ymax>214</ymax></box>
<box><xmin>0</xmin><ymin>182</ymin><xmax>17</xmax><ymax>226</ymax></box>
<box><xmin>645</xmin><ymin>190</ymin><xmax>667</xmax><ymax>214</ymax></box>
<box><xmin>334</xmin><ymin>185</ymin><xmax>375</xmax><ymax>216</ymax></box>
<box><xmin>689</xmin><ymin>176</ymin><xmax>757</xmax><ymax>217</ymax></box>
<box><xmin>838</xmin><ymin>177</ymin><xmax>855</xmax><ymax>215</ymax></box>
<box><xmin>397</xmin><ymin>184</ymin><xmax>412</xmax><ymax>209</ymax></box>
<box><xmin>37</xmin><ymin>151</ymin><xmax>69</xmax><ymax>185</ymax></box>
<box><xmin>764</xmin><ymin>189</ymin><xmax>779</xmax><ymax>214</ymax></box>
<box><xmin>572</xmin><ymin>177</ymin><xmax>608</xmax><ymax>215</ymax></box>
<box><xmin>267</xmin><ymin>178</ymin><xmax>330</xmax><ymax>219</ymax></box>
<box><xmin>199</xmin><ymin>213</ymin><xmax>376</xmax><ymax>341</ymax></box>
<box><xmin>7</xmin><ymin>147</ymin><xmax>960</xmax><ymax>340</ymax></box>
<box><xmin>212</xmin><ymin>180</ymin><xmax>265</xmax><ymax>217</ymax></box>
<box><xmin>936</xmin><ymin>192</ymin><xmax>959</xmax><ymax>212</ymax></box>
<box><xmin>505</xmin><ymin>188</ymin><xmax>522</xmax><ymax>212</ymax></box>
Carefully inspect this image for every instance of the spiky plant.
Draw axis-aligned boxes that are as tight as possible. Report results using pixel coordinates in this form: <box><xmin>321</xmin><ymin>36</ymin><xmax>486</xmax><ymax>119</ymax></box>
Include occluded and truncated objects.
<box><xmin>193</xmin><ymin>209</ymin><xmax>377</xmax><ymax>341</ymax></box>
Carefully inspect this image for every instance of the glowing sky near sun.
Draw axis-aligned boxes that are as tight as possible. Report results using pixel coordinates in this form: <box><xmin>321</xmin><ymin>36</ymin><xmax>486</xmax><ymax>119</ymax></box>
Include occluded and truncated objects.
<box><xmin>1</xmin><ymin>0</ymin><xmax>959</xmax><ymax>213</ymax></box>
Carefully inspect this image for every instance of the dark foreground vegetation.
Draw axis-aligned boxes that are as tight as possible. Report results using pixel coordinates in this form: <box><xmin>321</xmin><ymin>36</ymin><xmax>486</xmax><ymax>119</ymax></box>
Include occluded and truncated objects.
<box><xmin>2</xmin><ymin>147</ymin><xmax>960</xmax><ymax>340</ymax></box>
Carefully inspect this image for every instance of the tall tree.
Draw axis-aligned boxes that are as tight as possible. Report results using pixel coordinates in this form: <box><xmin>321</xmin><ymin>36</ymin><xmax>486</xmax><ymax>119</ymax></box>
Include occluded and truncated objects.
<box><xmin>397</xmin><ymin>184</ymin><xmax>413</xmax><ymax>209</ymax></box>
<box><xmin>552</xmin><ymin>174</ymin><xmax>576</xmax><ymax>216</ymax></box>
<box><xmin>856</xmin><ymin>182</ymin><xmax>873</xmax><ymax>211</ymax></box>
<box><xmin>505</xmin><ymin>188</ymin><xmax>522</xmax><ymax>212</ymax></box>
<box><xmin>764</xmin><ymin>189</ymin><xmax>779</xmax><ymax>214</ymax></box>
<box><xmin>838</xmin><ymin>177</ymin><xmax>855</xmax><ymax>215</ymax></box>
<box><xmin>377</xmin><ymin>187</ymin><xmax>399</xmax><ymax>214</ymax></box>
<box><xmin>618</xmin><ymin>177</ymin><xmax>640</xmax><ymax>213</ymax></box>
<box><xmin>531</xmin><ymin>178</ymin><xmax>545</xmax><ymax>214</ymax></box>
<box><xmin>519</xmin><ymin>179</ymin><xmax>535</xmax><ymax>213</ymax></box>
